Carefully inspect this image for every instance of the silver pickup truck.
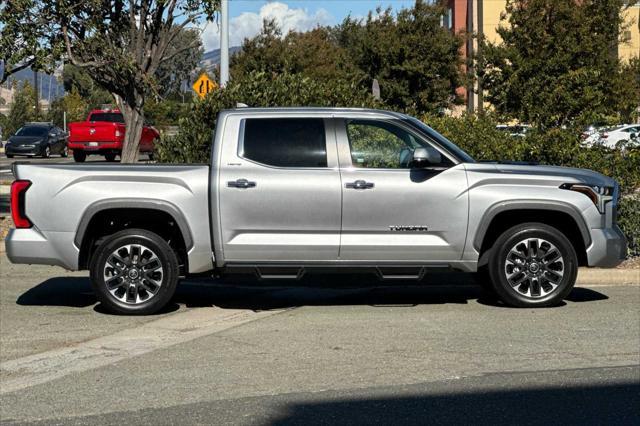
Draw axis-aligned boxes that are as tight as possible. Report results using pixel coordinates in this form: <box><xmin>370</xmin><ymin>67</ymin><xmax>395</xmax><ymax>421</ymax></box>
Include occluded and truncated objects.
<box><xmin>6</xmin><ymin>108</ymin><xmax>626</xmax><ymax>314</ymax></box>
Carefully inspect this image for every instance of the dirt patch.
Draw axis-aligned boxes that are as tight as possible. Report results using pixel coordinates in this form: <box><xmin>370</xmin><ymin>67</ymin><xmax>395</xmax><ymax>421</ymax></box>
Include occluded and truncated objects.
<box><xmin>0</xmin><ymin>215</ymin><xmax>12</xmax><ymax>240</ymax></box>
<box><xmin>619</xmin><ymin>257</ymin><xmax>640</xmax><ymax>269</ymax></box>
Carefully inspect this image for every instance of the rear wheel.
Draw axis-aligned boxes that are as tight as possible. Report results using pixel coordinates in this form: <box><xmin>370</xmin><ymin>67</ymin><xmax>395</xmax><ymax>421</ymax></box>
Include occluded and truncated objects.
<box><xmin>104</xmin><ymin>153</ymin><xmax>117</xmax><ymax>162</ymax></box>
<box><xmin>488</xmin><ymin>223</ymin><xmax>577</xmax><ymax>307</ymax></box>
<box><xmin>73</xmin><ymin>150</ymin><xmax>87</xmax><ymax>162</ymax></box>
<box><xmin>90</xmin><ymin>229</ymin><xmax>179</xmax><ymax>315</ymax></box>
<box><xmin>6</xmin><ymin>154</ymin><xmax>13</xmax><ymax>158</ymax></box>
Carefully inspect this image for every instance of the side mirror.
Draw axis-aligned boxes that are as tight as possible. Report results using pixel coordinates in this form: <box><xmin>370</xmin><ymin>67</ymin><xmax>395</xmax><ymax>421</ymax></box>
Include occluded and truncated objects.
<box><xmin>412</xmin><ymin>147</ymin><xmax>442</xmax><ymax>167</ymax></box>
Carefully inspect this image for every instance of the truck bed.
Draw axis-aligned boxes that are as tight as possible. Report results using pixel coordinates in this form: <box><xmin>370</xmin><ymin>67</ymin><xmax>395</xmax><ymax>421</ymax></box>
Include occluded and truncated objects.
<box><xmin>7</xmin><ymin>163</ymin><xmax>214</xmax><ymax>273</ymax></box>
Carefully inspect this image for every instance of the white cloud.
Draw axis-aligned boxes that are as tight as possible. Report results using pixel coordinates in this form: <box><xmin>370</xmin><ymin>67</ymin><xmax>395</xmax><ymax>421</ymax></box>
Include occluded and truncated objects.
<box><xmin>202</xmin><ymin>2</ymin><xmax>332</xmax><ymax>51</ymax></box>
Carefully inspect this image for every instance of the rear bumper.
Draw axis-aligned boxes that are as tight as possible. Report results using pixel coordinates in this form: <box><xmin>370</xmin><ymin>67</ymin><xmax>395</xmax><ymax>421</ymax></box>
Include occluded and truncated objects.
<box><xmin>5</xmin><ymin>228</ymin><xmax>79</xmax><ymax>270</ymax></box>
<box><xmin>68</xmin><ymin>141</ymin><xmax>122</xmax><ymax>151</ymax></box>
<box><xmin>586</xmin><ymin>226</ymin><xmax>627</xmax><ymax>268</ymax></box>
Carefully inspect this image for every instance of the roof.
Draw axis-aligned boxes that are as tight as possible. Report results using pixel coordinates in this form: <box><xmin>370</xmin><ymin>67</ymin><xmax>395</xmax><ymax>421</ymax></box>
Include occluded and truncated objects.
<box><xmin>221</xmin><ymin>107</ymin><xmax>409</xmax><ymax>119</ymax></box>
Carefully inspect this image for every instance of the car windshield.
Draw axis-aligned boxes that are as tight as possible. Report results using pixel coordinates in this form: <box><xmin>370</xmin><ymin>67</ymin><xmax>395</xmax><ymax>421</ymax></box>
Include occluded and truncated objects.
<box><xmin>15</xmin><ymin>126</ymin><xmax>48</xmax><ymax>137</ymax></box>
<box><xmin>402</xmin><ymin>117</ymin><xmax>475</xmax><ymax>163</ymax></box>
<box><xmin>89</xmin><ymin>113</ymin><xmax>125</xmax><ymax>123</ymax></box>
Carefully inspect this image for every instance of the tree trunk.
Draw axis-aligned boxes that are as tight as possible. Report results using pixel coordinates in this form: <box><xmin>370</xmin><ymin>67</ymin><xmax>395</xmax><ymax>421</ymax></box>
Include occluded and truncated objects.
<box><xmin>117</xmin><ymin>93</ymin><xmax>145</xmax><ymax>163</ymax></box>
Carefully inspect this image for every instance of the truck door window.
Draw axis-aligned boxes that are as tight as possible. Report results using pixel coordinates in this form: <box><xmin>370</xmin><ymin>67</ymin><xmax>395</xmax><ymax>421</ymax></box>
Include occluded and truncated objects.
<box><xmin>346</xmin><ymin>119</ymin><xmax>452</xmax><ymax>169</ymax></box>
<box><xmin>240</xmin><ymin>118</ymin><xmax>327</xmax><ymax>168</ymax></box>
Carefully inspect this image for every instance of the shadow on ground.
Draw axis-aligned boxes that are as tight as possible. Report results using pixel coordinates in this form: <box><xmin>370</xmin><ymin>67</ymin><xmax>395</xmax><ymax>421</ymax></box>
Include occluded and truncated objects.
<box><xmin>16</xmin><ymin>273</ymin><xmax>609</xmax><ymax>313</ymax></box>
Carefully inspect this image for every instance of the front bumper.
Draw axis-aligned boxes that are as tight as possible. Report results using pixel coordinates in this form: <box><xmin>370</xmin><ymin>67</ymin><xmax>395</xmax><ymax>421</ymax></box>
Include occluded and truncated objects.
<box><xmin>5</xmin><ymin>145</ymin><xmax>43</xmax><ymax>156</ymax></box>
<box><xmin>5</xmin><ymin>228</ymin><xmax>79</xmax><ymax>270</ymax></box>
<box><xmin>586</xmin><ymin>225</ymin><xmax>627</xmax><ymax>268</ymax></box>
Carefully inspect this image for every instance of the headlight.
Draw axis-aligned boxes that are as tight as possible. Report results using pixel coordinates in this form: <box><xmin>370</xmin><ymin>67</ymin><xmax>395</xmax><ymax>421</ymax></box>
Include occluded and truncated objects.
<box><xmin>560</xmin><ymin>183</ymin><xmax>613</xmax><ymax>213</ymax></box>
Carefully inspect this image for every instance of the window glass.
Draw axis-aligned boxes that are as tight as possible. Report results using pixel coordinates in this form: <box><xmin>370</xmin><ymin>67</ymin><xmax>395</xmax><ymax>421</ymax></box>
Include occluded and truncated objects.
<box><xmin>15</xmin><ymin>126</ymin><xmax>48</xmax><ymax>137</ymax></box>
<box><xmin>242</xmin><ymin>118</ymin><xmax>327</xmax><ymax>168</ymax></box>
<box><xmin>89</xmin><ymin>113</ymin><xmax>125</xmax><ymax>123</ymax></box>
<box><xmin>346</xmin><ymin>119</ymin><xmax>452</xmax><ymax>169</ymax></box>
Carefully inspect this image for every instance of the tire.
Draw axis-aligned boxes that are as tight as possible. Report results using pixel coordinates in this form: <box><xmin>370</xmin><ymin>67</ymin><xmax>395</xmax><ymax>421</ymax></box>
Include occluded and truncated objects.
<box><xmin>73</xmin><ymin>150</ymin><xmax>87</xmax><ymax>162</ymax></box>
<box><xmin>6</xmin><ymin>154</ymin><xmax>13</xmax><ymax>158</ymax></box>
<box><xmin>147</xmin><ymin>152</ymin><xmax>155</xmax><ymax>161</ymax></box>
<box><xmin>90</xmin><ymin>229</ymin><xmax>179</xmax><ymax>315</ymax></box>
<box><xmin>61</xmin><ymin>146</ymin><xmax>68</xmax><ymax>157</ymax></box>
<box><xmin>488</xmin><ymin>222</ymin><xmax>578</xmax><ymax>308</ymax></box>
<box><xmin>104</xmin><ymin>153</ymin><xmax>117</xmax><ymax>162</ymax></box>
<box><xmin>42</xmin><ymin>146</ymin><xmax>51</xmax><ymax>158</ymax></box>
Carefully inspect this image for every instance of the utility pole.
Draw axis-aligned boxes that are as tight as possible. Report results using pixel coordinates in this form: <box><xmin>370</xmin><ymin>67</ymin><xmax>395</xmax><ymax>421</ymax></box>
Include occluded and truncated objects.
<box><xmin>220</xmin><ymin>0</ymin><xmax>229</xmax><ymax>88</ymax></box>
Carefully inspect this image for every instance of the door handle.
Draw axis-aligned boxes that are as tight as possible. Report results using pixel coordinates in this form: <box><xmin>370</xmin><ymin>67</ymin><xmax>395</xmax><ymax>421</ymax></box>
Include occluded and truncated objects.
<box><xmin>227</xmin><ymin>178</ymin><xmax>256</xmax><ymax>189</ymax></box>
<box><xmin>345</xmin><ymin>180</ymin><xmax>374</xmax><ymax>190</ymax></box>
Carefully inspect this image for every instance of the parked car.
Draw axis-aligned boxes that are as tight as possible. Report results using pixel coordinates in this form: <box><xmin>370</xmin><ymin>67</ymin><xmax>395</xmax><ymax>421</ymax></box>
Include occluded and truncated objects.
<box><xmin>68</xmin><ymin>109</ymin><xmax>158</xmax><ymax>162</ymax></box>
<box><xmin>6</xmin><ymin>108</ymin><xmax>626</xmax><ymax>314</ymax></box>
<box><xmin>496</xmin><ymin>124</ymin><xmax>531</xmax><ymax>138</ymax></box>
<box><xmin>580</xmin><ymin>125</ymin><xmax>608</xmax><ymax>147</ymax></box>
<box><xmin>598</xmin><ymin>124</ymin><xmax>640</xmax><ymax>148</ymax></box>
<box><xmin>4</xmin><ymin>123</ymin><xmax>68</xmax><ymax>158</ymax></box>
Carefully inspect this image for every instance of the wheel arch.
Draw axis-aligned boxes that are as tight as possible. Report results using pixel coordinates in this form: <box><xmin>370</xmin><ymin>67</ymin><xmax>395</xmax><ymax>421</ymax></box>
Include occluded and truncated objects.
<box><xmin>75</xmin><ymin>199</ymin><xmax>193</xmax><ymax>271</ymax></box>
<box><xmin>474</xmin><ymin>201</ymin><xmax>591</xmax><ymax>267</ymax></box>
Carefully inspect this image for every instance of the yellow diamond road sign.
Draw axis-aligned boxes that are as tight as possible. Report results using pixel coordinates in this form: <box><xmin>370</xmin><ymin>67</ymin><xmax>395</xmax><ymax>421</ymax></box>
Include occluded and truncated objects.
<box><xmin>192</xmin><ymin>73</ymin><xmax>217</xmax><ymax>99</ymax></box>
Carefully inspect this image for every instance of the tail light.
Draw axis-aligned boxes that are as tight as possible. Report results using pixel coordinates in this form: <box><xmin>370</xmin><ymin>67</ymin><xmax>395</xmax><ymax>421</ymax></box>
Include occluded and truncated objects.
<box><xmin>10</xmin><ymin>180</ymin><xmax>32</xmax><ymax>228</ymax></box>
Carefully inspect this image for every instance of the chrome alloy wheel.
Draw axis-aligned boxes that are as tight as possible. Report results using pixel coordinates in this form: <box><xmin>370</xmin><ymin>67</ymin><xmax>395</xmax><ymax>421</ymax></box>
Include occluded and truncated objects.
<box><xmin>504</xmin><ymin>238</ymin><xmax>565</xmax><ymax>299</ymax></box>
<box><xmin>103</xmin><ymin>244</ymin><xmax>164</xmax><ymax>305</ymax></box>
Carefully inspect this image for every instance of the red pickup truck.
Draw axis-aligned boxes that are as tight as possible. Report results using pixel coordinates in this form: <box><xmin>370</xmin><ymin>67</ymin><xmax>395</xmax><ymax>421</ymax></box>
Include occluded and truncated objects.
<box><xmin>68</xmin><ymin>109</ymin><xmax>159</xmax><ymax>162</ymax></box>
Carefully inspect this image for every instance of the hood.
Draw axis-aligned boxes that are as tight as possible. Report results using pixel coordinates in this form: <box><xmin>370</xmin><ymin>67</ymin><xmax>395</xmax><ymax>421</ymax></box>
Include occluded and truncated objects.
<box><xmin>9</xmin><ymin>136</ymin><xmax>45</xmax><ymax>146</ymax></box>
<box><xmin>466</xmin><ymin>162</ymin><xmax>616</xmax><ymax>188</ymax></box>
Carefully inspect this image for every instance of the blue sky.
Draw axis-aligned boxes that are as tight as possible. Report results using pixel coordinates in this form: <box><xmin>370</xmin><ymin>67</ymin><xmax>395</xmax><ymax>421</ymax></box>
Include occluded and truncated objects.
<box><xmin>202</xmin><ymin>0</ymin><xmax>417</xmax><ymax>51</ymax></box>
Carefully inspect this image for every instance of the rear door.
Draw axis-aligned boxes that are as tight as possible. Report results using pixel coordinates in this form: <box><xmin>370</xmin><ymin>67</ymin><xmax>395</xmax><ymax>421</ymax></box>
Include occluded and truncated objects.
<box><xmin>218</xmin><ymin>114</ymin><xmax>342</xmax><ymax>262</ymax></box>
<box><xmin>336</xmin><ymin>117</ymin><xmax>469</xmax><ymax>262</ymax></box>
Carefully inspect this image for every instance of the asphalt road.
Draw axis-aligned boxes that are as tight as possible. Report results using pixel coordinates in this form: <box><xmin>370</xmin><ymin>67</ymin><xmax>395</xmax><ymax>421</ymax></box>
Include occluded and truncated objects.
<box><xmin>0</xmin><ymin>255</ymin><xmax>638</xmax><ymax>424</ymax></box>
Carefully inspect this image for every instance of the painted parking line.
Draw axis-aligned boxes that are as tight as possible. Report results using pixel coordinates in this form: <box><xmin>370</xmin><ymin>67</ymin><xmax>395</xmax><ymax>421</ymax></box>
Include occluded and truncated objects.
<box><xmin>0</xmin><ymin>307</ymin><xmax>286</xmax><ymax>395</ymax></box>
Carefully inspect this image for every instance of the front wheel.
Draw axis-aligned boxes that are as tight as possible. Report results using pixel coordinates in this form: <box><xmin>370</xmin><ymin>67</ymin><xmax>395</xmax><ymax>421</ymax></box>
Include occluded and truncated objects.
<box><xmin>90</xmin><ymin>229</ymin><xmax>179</xmax><ymax>315</ymax></box>
<box><xmin>104</xmin><ymin>153</ymin><xmax>117</xmax><ymax>162</ymax></box>
<box><xmin>42</xmin><ymin>146</ymin><xmax>51</xmax><ymax>158</ymax></box>
<box><xmin>488</xmin><ymin>223</ymin><xmax>578</xmax><ymax>308</ymax></box>
<box><xmin>73</xmin><ymin>150</ymin><xmax>87</xmax><ymax>162</ymax></box>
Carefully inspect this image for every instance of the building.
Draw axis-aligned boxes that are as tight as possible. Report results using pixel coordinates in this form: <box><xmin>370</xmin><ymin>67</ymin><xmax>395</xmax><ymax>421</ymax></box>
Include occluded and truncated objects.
<box><xmin>445</xmin><ymin>0</ymin><xmax>640</xmax><ymax>112</ymax></box>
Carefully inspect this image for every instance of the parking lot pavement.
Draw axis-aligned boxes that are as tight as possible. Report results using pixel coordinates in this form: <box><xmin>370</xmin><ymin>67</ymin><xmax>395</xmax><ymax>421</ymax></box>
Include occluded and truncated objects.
<box><xmin>1</xmin><ymin>255</ymin><xmax>639</xmax><ymax>424</ymax></box>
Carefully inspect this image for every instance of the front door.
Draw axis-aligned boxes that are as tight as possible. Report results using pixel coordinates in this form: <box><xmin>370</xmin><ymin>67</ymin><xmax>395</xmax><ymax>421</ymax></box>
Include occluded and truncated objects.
<box><xmin>218</xmin><ymin>115</ymin><xmax>342</xmax><ymax>262</ymax></box>
<box><xmin>336</xmin><ymin>117</ymin><xmax>469</xmax><ymax>262</ymax></box>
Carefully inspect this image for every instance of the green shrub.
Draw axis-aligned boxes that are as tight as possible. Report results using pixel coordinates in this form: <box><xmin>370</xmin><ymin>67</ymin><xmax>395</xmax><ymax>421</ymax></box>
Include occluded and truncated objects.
<box><xmin>618</xmin><ymin>195</ymin><xmax>640</xmax><ymax>258</ymax></box>
<box><xmin>155</xmin><ymin>71</ymin><xmax>378</xmax><ymax>163</ymax></box>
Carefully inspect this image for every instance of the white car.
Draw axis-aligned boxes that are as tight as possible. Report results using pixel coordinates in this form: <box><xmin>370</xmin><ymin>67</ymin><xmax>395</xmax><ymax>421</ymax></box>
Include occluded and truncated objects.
<box><xmin>599</xmin><ymin>124</ymin><xmax>640</xmax><ymax>148</ymax></box>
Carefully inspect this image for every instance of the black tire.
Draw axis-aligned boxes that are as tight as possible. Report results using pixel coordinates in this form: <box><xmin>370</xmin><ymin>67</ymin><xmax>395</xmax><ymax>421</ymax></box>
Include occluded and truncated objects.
<box><xmin>42</xmin><ymin>146</ymin><xmax>51</xmax><ymax>158</ymax></box>
<box><xmin>6</xmin><ymin>154</ymin><xmax>13</xmax><ymax>158</ymax></box>
<box><xmin>73</xmin><ymin>150</ymin><xmax>87</xmax><ymax>162</ymax></box>
<box><xmin>488</xmin><ymin>223</ymin><xmax>578</xmax><ymax>308</ymax></box>
<box><xmin>90</xmin><ymin>229</ymin><xmax>179</xmax><ymax>315</ymax></box>
<box><xmin>104</xmin><ymin>153</ymin><xmax>117</xmax><ymax>162</ymax></box>
<box><xmin>147</xmin><ymin>152</ymin><xmax>155</xmax><ymax>161</ymax></box>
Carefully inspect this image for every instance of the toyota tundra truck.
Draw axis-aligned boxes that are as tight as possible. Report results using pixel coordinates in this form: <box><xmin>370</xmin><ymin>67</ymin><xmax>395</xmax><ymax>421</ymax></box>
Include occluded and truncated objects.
<box><xmin>6</xmin><ymin>108</ymin><xmax>627</xmax><ymax>314</ymax></box>
<box><xmin>68</xmin><ymin>109</ymin><xmax>158</xmax><ymax>162</ymax></box>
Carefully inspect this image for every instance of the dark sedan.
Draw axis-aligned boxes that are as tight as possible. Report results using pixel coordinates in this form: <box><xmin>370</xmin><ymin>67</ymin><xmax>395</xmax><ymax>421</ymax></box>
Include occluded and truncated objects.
<box><xmin>5</xmin><ymin>123</ymin><xmax>68</xmax><ymax>158</ymax></box>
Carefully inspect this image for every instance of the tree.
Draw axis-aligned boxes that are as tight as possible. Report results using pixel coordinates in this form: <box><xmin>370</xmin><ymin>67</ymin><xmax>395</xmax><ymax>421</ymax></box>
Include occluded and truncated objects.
<box><xmin>5</xmin><ymin>82</ymin><xmax>38</xmax><ymax>136</ymax></box>
<box><xmin>335</xmin><ymin>0</ymin><xmax>464</xmax><ymax>114</ymax></box>
<box><xmin>155</xmin><ymin>28</ymin><xmax>203</xmax><ymax>98</ymax></box>
<box><xmin>0</xmin><ymin>1</ymin><xmax>61</xmax><ymax>84</ymax></box>
<box><xmin>1</xmin><ymin>1</ymin><xmax>219</xmax><ymax>162</ymax></box>
<box><xmin>47</xmin><ymin>87</ymin><xmax>89</xmax><ymax>129</ymax></box>
<box><xmin>231</xmin><ymin>22</ymin><xmax>362</xmax><ymax>84</ymax></box>
<box><xmin>480</xmin><ymin>0</ymin><xmax>631</xmax><ymax>128</ymax></box>
<box><xmin>62</xmin><ymin>64</ymin><xmax>113</xmax><ymax>107</ymax></box>
<box><xmin>58</xmin><ymin>0</ymin><xmax>219</xmax><ymax>162</ymax></box>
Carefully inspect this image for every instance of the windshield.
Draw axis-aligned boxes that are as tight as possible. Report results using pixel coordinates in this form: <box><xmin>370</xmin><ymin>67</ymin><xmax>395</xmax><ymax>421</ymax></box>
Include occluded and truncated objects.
<box><xmin>89</xmin><ymin>112</ymin><xmax>124</xmax><ymax>123</ymax></box>
<box><xmin>15</xmin><ymin>126</ymin><xmax>48</xmax><ymax>137</ymax></box>
<box><xmin>402</xmin><ymin>117</ymin><xmax>475</xmax><ymax>163</ymax></box>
